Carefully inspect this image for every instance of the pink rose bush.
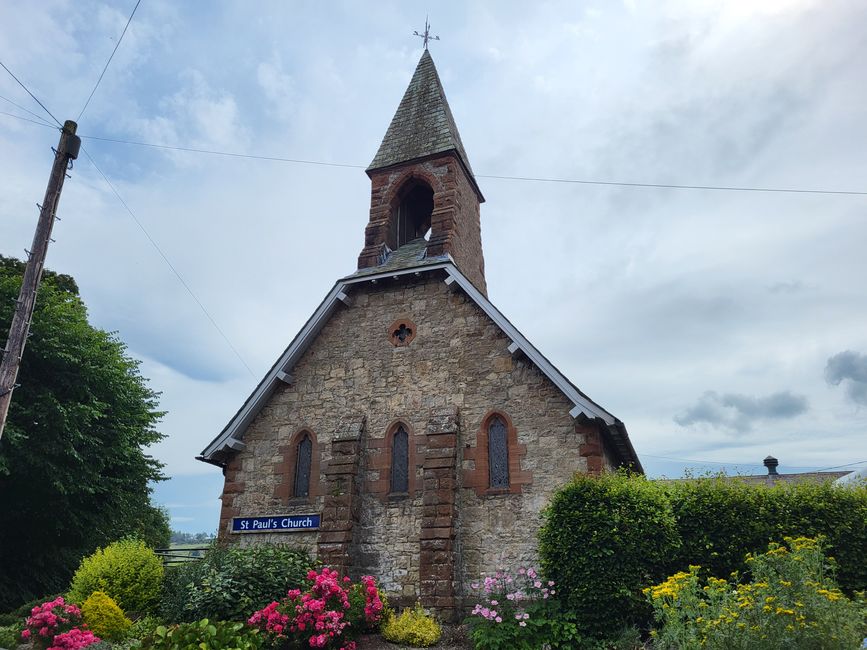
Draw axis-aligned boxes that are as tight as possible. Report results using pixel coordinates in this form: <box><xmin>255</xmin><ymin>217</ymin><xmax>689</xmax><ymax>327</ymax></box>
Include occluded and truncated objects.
<box><xmin>21</xmin><ymin>597</ymin><xmax>100</xmax><ymax>650</ymax></box>
<box><xmin>248</xmin><ymin>568</ymin><xmax>384</xmax><ymax>650</ymax></box>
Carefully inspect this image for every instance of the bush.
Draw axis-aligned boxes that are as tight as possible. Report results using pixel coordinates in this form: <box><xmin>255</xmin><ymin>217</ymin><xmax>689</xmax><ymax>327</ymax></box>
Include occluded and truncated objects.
<box><xmin>21</xmin><ymin>597</ymin><xmax>90</xmax><ymax>650</ymax></box>
<box><xmin>68</xmin><ymin>539</ymin><xmax>163</xmax><ymax>614</ymax></box>
<box><xmin>646</xmin><ymin>537</ymin><xmax>867</xmax><ymax>649</ymax></box>
<box><xmin>160</xmin><ymin>544</ymin><xmax>312</xmax><ymax>623</ymax></box>
<box><xmin>126</xmin><ymin>615</ymin><xmax>163</xmax><ymax>642</ymax></box>
<box><xmin>0</xmin><ymin>593</ymin><xmax>63</xmax><ymax>627</ymax></box>
<box><xmin>381</xmin><ymin>604</ymin><xmax>441</xmax><ymax>648</ymax></box>
<box><xmin>247</xmin><ymin>568</ymin><xmax>383</xmax><ymax>650</ymax></box>
<box><xmin>665</xmin><ymin>477</ymin><xmax>867</xmax><ymax>594</ymax></box>
<box><xmin>539</xmin><ymin>472</ymin><xmax>680</xmax><ymax>637</ymax></box>
<box><xmin>0</xmin><ymin>623</ymin><xmax>23</xmax><ymax>649</ymax></box>
<box><xmin>142</xmin><ymin>620</ymin><xmax>264</xmax><ymax>650</ymax></box>
<box><xmin>465</xmin><ymin>567</ymin><xmax>581</xmax><ymax>650</ymax></box>
<box><xmin>81</xmin><ymin>591</ymin><xmax>132</xmax><ymax>641</ymax></box>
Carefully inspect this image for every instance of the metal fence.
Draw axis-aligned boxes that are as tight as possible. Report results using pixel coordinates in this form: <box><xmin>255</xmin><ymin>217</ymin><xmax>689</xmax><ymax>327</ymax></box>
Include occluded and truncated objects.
<box><xmin>154</xmin><ymin>546</ymin><xmax>210</xmax><ymax>567</ymax></box>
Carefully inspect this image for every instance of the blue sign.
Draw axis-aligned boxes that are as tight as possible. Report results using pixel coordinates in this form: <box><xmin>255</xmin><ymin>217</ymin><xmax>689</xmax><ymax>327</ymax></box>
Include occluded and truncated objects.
<box><xmin>231</xmin><ymin>514</ymin><xmax>320</xmax><ymax>534</ymax></box>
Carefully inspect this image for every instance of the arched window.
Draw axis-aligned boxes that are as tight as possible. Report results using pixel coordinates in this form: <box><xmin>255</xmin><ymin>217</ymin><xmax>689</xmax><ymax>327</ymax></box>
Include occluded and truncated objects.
<box><xmin>488</xmin><ymin>416</ymin><xmax>510</xmax><ymax>488</ymax></box>
<box><xmin>294</xmin><ymin>433</ymin><xmax>312</xmax><ymax>497</ymax></box>
<box><xmin>391</xmin><ymin>181</ymin><xmax>433</xmax><ymax>249</ymax></box>
<box><xmin>390</xmin><ymin>424</ymin><xmax>409</xmax><ymax>493</ymax></box>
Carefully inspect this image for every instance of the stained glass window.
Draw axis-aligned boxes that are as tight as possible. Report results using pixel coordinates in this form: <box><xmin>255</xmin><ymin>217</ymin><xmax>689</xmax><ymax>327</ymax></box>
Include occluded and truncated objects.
<box><xmin>488</xmin><ymin>416</ymin><xmax>509</xmax><ymax>488</ymax></box>
<box><xmin>294</xmin><ymin>434</ymin><xmax>312</xmax><ymax>497</ymax></box>
<box><xmin>391</xmin><ymin>425</ymin><xmax>409</xmax><ymax>493</ymax></box>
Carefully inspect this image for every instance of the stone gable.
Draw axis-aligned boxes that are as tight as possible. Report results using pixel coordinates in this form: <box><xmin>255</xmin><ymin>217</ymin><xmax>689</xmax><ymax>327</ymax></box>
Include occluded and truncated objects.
<box><xmin>218</xmin><ymin>271</ymin><xmax>611</xmax><ymax>616</ymax></box>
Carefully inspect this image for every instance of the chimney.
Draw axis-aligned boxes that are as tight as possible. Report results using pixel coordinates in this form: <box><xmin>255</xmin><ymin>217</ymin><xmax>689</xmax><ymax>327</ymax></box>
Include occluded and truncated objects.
<box><xmin>763</xmin><ymin>455</ymin><xmax>779</xmax><ymax>476</ymax></box>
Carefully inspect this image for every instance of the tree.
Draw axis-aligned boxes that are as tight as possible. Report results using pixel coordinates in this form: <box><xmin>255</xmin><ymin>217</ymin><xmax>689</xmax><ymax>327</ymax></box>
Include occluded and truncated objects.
<box><xmin>0</xmin><ymin>257</ymin><xmax>169</xmax><ymax>610</ymax></box>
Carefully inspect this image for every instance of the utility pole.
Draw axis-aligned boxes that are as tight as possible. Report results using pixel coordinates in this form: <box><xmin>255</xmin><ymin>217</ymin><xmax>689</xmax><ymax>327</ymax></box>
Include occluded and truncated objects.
<box><xmin>0</xmin><ymin>120</ymin><xmax>80</xmax><ymax>440</ymax></box>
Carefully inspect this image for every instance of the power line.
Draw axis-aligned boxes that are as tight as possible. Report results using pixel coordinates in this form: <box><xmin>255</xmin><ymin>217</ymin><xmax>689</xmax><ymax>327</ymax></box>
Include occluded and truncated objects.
<box><xmin>640</xmin><ymin>453</ymin><xmax>819</xmax><ymax>470</ymax></box>
<box><xmin>0</xmin><ymin>109</ymin><xmax>58</xmax><ymax>129</ymax></box>
<box><xmin>81</xmin><ymin>135</ymin><xmax>366</xmax><ymax>169</ymax></box>
<box><xmin>79</xmin><ymin>134</ymin><xmax>867</xmax><ymax>197</ymax></box>
<box><xmin>77</xmin><ymin>0</ymin><xmax>142</xmax><ymax>122</ymax></box>
<box><xmin>477</xmin><ymin>173</ymin><xmax>867</xmax><ymax>197</ymax></box>
<box><xmin>0</xmin><ymin>60</ymin><xmax>62</xmax><ymax>127</ymax></box>
<box><xmin>80</xmin><ymin>146</ymin><xmax>256</xmax><ymax>378</ymax></box>
<box><xmin>813</xmin><ymin>460</ymin><xmax>867</xmax><ymax>472</ymax></box>
<box><xmin>0</xmin><ymin>93</ymin><xmax>56</xmax><ymax>126</ymax></box>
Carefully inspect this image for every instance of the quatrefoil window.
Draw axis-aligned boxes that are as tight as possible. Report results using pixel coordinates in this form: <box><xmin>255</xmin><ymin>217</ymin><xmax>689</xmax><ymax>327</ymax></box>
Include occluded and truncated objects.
<box><xmin>388</xmin><ymin>318</ymin><xmax>417</xmax><ymax>347</ymax></box>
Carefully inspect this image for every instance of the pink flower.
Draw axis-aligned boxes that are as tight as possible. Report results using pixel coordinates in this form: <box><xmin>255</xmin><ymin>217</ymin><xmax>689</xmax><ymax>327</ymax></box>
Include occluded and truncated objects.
<box><xmin>495</xmin><ymin>616</ymin><xmax>502</xmax><ymax>623</ymax></box>
<box><xmin>519</xmin><ymin>621</ymin><xmax>527</xmax><ymax>627</ymax></box>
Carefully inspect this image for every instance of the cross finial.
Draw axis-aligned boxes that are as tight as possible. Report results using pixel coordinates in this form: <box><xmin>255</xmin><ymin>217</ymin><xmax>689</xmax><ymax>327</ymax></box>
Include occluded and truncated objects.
<box><xmin>413</xmin><ymin>16</ymin><xmax>440</xmax><ymax>49</ymax></box>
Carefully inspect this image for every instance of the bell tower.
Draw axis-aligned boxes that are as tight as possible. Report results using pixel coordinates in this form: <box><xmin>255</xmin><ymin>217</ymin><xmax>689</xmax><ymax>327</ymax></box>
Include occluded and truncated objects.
<box><xmin>358</xmin><ymin>50</ymin><xmax>487</xmax><ymax>295</ymax></box>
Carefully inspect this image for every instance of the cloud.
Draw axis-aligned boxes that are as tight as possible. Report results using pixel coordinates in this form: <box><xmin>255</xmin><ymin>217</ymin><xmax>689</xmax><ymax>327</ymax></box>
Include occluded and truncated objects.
<box><xmin>825</xmin><ymin>351</ymin><xmax>867</xmax><ymax>405</ymax></box>
<box><xmin>675</xmin><ymin>390</ymin><xmax>809</xmax><ymax>433</ymax></box>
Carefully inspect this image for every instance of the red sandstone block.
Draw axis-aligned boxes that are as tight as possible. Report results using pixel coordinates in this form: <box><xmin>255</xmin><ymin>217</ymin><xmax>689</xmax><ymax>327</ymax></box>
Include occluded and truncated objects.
<box><xmin>420</xmin><ymin>527</ymin><xmax>453</xmax><ymax>540</ymax></box>
<box><xmin>319</xmin><ymin>531</ymin><xmax>352</xmax><ymax>544</ymax></box>
<box><xmin>424</xmin><ymin>456</ymin><xmax>457</xmax><ymax>469</ymax></box>
<box><xmin>427</xmin><ymin>433</ymin><xmax>457</xmax><ymax>448</ymax></box>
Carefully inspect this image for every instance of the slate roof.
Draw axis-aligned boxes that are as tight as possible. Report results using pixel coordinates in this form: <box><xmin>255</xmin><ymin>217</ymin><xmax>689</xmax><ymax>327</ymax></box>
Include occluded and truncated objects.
<box><xmin>350</xmin><ymin>238</ymin><xmax>445</xmax><ymax>277</ymax></box>
<box><xmin>368</xmin><ymin>50</ymin><xmax>476</xmax><ymax>179</ymax></box>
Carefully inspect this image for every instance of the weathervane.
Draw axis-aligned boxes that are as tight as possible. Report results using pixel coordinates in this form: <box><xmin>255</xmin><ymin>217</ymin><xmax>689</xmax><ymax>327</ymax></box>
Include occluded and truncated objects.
<box><xmin>413</xmin><ymin>16</ymin><xmax>440</xmax><ymax>49</ymax></box>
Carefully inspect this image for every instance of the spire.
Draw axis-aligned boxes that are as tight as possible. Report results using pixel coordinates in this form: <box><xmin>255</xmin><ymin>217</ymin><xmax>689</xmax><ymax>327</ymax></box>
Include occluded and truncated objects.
<box><xmin>368</xmin><ymin>51</ymin><xmax>478</xmax><ymax>194</ymax></box>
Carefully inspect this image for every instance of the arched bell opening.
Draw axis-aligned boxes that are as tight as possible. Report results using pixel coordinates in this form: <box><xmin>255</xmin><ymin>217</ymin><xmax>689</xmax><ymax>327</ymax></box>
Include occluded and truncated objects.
<box><xmin>389</xmin><ymin>180</ymin><xmax>434</xmax><ymax>249</ymax></box>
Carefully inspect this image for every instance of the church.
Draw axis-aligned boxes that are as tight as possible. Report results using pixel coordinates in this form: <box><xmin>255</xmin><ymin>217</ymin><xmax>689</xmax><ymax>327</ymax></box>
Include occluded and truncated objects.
<box><xmin>198</xmin><ymin>49</ymin><xmax>642</xmax><ymax>619</ymax></box>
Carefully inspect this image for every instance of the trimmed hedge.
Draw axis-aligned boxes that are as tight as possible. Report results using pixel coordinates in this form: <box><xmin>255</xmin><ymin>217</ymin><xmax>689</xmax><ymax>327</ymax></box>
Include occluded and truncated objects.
<box><xmin>666</xmin><ymin>476</ymin><xmax>867</xmax><ymax>593</ymax></box>
<box><xmin>538</xmin><ymin>473</ymin><xmax>680</xmax><ymax>637</ymax></box>
<box><xmin>539</xmin><ymin>472</ymin><xmax>867</xmax><ymax>638</ymax></box>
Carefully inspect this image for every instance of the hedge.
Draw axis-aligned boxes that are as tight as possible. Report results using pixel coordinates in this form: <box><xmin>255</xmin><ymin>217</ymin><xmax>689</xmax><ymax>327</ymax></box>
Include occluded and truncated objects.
<box><xmin>538</xmin><ymin>472</ymin><xmax>867</xmax><ymax>637</ymax></box>
<box><xmin>538</xmin><ymin>472</ymin><xmax>680</xmax><ymax>637</ymax></box>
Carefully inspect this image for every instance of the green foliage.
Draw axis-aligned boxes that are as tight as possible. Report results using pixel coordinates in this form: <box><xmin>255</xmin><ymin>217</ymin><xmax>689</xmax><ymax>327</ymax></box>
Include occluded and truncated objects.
<box><xmin>0</xmin><ymin>256</ymin><xmax>169</xmax><ymax>610</ymax></box>
<box><xmin>646</xmin><ymin>537</ymin><xmax>867</xmax><ymax>649</ymax></box>
<box><xmin>160</xmin><ymin>544</ymin><xmax>312</xmax><ymax>623</ymax></box>
<box><xmin>381</xmin><ymin>604</ymin><xmax>441</xmax><ymax>647</ymax></box>
<box><xmin>0</xmin><ymin>622</ymin><xmax>23</xmax><ymax>649</ymax></box>
<box><xmin>664</xmin><ymin>476</ymin><xmax>867</xmax><ymax>594</ymax></box>
<box><xmin>68</xmin><ymin>539</ymin><xmax>164</xmax><ymax>614</ymax></box>
<box><xmin>539</xmin><ymin>472</ymin><xmax>680</xmax><ymax>637</ymax></box>
<box><xmin>0</xmin><ymin>593</ymin><xmax>63</xmax><ymax>627</ymax></box>
<box><xmin>142</xmin><ymin>619</ymin><xmax>264</xmax><ymax>650</ymax></box>
<box><xmin>81</xmin><ymin>591</ymin><xmax>132</xmax><ymax>641</ymax></box>
<box><xmin>127</xmin><ymin>616</ymin><xmax>164</xmax><ymax>642</ymax></box>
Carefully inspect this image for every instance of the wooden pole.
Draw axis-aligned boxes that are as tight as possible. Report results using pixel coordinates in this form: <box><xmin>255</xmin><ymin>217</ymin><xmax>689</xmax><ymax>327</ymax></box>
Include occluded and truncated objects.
<box><xmin>0</xmin><ymin>120</ymin><xmax>80</xmax><ymax>440</ymax></box>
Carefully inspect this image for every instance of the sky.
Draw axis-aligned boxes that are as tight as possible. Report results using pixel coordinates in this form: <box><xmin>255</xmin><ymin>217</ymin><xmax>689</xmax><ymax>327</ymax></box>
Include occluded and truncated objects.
<box><xmin>2</xmin><ymin>0</ymin><xmax>866</xmax><ymax>532</ymax></box>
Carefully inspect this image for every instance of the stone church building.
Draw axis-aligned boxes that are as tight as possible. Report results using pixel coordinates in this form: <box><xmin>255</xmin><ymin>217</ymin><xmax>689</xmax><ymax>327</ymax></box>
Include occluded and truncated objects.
<box><xmin>199</xmin><ymin>50</ymin><xmax>642</xmax><ymax>618</ymax></box>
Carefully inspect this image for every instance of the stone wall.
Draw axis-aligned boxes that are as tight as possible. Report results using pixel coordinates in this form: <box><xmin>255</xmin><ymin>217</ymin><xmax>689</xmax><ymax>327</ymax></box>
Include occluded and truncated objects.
<box><xmin>218</xmin><ymin>272</ymin><xmax>614</xmax><ymax>615</ymax></box>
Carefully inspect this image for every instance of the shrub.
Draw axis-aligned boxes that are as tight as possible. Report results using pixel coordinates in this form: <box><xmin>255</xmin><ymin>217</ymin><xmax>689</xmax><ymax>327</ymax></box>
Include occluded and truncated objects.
<box><xmin>142</xmin><ymin>619</ymin><xmax>264</xmax><ymax>650</ymax></box>
<box><xmin>22</xmin><ymin>597</ymin><xmax>83</xmax><ymax>649</ymax></box>
<box><xmin>465</xmin><ymin>567</ymin><xmax>581</xmax><ymax>650</ymax></box>
<box><xmin>126</xmin><ymin>615</ymin><xmax>163</xmax><ymax>642</ymax></box>
<box><xmin>646</xmin><ymin>537</ymin><xmax>867</xmax><ymax>649</ymax></box>
<box><xmin>0</xmin><ymin>593</ymin><xmax>63</xmax><ymax>627</ymax></box>
<box><xmin>68</xmin><ymin>539</ymin><xmax>163</xmax><ymax>614</ymax></box>
<box><xmin>0</xmin><ymin>623</ymin><xmax>23</xmax><ymax>649</ymax></box>
<box><xmin>81</xmin><ymin>591</ymin><xmax>131</xmax><ymax>641</ymax></box>
<box><xmin>381</xmin><ymin>604</ymin><xmax>441</xmax><ymax>648</ymax></box>
<box><xmin>665</xmin><ymin>477</ymin><xmax>867</xmax><ymax>593</ymax></box>
<box><xmin>161</xmin><ymin>544</ymin><xmax>312</xmax><ymax>623</ymax></box>
<box><xmin>247</xmin><ymin>568</ymin><xmax>383</xmax><ymax>650</ymax></box>
<box><xmin>539</xmin><ymin>472</ymin><xmax>680</xmax><ymax>637</ymax></box>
